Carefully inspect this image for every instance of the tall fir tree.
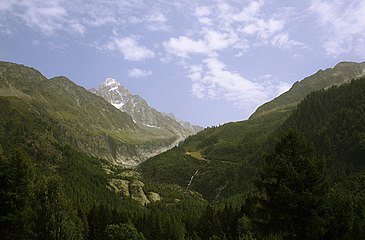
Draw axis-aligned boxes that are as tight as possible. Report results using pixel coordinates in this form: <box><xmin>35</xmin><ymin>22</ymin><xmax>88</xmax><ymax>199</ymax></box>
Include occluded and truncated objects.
<box><xmin>255</xmin><ymin>129</ymin><xmax>328</xmax><ymax>240</ymax></box>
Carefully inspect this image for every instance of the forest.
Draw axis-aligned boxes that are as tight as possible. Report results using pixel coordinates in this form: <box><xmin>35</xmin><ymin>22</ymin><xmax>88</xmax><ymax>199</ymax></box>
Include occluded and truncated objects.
<box><xmin>1</xmin><ymin>78</ymin><xmax>365</xmax><ymax>239</ymax></box>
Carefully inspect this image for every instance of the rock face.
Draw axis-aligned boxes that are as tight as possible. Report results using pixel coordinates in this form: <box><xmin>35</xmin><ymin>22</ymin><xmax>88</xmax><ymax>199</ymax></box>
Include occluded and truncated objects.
<box><xmin>148</xmin><ymin>192</ymin><xmax>161</xmax><ymax>203</ymax></box>
<box><xmin>109</xmin><ymin>177</ymin><xmax>162</xmax><ymax>206</ymax></box>
<box><xmin>91</xmin><ymin>78</ymin><xmax>202</xmax><ymax>138</ymax></box>
<box><xmin>130</xmin><ymin>180</ymin><xmax>150</xmax><ymax>206</ymax></box>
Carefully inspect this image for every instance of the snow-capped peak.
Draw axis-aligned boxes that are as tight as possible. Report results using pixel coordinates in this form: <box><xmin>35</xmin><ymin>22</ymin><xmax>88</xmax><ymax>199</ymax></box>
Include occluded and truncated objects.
<box><xmin>103</xmin><ymin>78</ymin><xmax>120</xmax><ymax>87</ymax></box>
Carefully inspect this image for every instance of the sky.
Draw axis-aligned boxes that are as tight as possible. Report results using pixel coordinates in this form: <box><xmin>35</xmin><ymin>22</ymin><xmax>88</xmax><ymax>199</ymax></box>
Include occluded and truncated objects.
<box><xmin>1</xmin><ymin>0</ymin><xmax>365</xmax><ymax>127</ymax></box>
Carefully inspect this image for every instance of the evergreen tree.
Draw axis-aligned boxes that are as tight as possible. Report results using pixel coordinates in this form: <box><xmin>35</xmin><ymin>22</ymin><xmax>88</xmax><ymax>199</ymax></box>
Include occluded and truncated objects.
<box><xmin>33</xmin><ymin>177</ymin><xmax>83</xmax><ymax>240</ymax></box>
<box><xmin>255</xmin><ymin>129</ymin><xmax>328</xmax><ymax>239</ymax></box>
<box><xmin>105</xmin><ymin>223</ymin><xmax>146</xmax><ymax>240</ymax></box>
<box><xmin>0</xmin><ymin>148</ymin><xmax>35</xmax><ymax>240</ymax></box>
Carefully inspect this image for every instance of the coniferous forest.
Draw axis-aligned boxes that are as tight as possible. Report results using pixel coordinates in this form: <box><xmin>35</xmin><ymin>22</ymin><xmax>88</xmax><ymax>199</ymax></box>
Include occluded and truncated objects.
<box><xmin>1</xmin><ymin>62</ymin><xmax>365</xmax><ymax>239</ymax></box>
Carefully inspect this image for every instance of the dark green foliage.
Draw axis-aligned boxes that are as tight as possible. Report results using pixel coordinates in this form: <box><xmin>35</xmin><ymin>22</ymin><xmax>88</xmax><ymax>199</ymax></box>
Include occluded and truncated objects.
<box><xmin>139</xmin><ymin>147</ymin><xmax>205</xmax><ymax>186</ymax></box>
<box><xmin>336</xmin><ymin>170</ymin><xmax>365</xmax><ymax>238</ymax></box>
<box><xmin>283</xmin><ymin>78</ymin><xmax>365</xmax><ymax>179</ymax></box>
<box><xmin>322</xmin><ymin>189</ymin><xmax>354</xmax><ymax>240</ymax></box>
<box><xmin>140</xmin><ymin>107</ymin><xmax>289</xmax><ymax>200</ymax></box>
<box><xmin>105</xmin><ymin>223</ymin><xmax>146</xmax><ymax>240</ymax></box>
<box><xmin>251</xmin><ymin>61</ymin><xmax>365</xmax><ymax>117</ymax></box>
<box><xmin>58</xmin><ymin>146</ymin><xmax>123</xmax><ymax>212</ymax></box>
<box><xmin>33</xmin><ymin>177</ymin><xmax>84</xmax><ymax>240</ymax></box>
<box><xmin>0</xmin><ymin>148</ymin><xmax>35</xmax><ymax>239</ymax></box>
<box><xmin>2</xmin><ymin>61</ymin><xmax>365</xmax><ymax>239</ymax></box>
<box><xmin>254</xmin><ymin>129</ymin><xmax>328</xmax><ymax>239</ymax></box>
<box><xmin>137</xmin><ymin>209</ymin><xmax>186</xmax><ymax>240</ymax></box>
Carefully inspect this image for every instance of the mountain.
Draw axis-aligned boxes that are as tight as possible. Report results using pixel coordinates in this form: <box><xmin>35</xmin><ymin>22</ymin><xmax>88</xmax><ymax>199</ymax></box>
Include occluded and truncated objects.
<box><xmin>0</xmin><ymin>62</ymin><xmax>195</xmax><ymax>166</ymax></box>
<box><xmin>91</xmin><ymin>78</ymin><xmax>202</xmax><ymax>137</ymax></box>
<box><xmin>2</xmin><ymin>60</ymin><xmax>365</xmax><ymax>239</ymax></box>
<box><xmin>0</xmin><ymin>62</ymin><xmax>207</xmax><ymax>239</ymax></box>
<box><xmin>251</xmin><ymin>61</ymin><xmax>365</xmax><ymax>118</ymax></box>
<box><xmin>139</xmin><ymin>61</ymin><xmax>365</xmax><ymax>200</ymax></box>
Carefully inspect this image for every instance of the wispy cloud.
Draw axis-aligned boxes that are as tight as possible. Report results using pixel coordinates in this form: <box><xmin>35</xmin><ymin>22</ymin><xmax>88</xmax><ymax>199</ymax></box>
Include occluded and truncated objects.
<box><xmin>104</xmin><ymin>36</ymin><xmax>155</xmax><ymax>61</ymax></box>
<box><xmin>164</xmin><ymin>0</ymin><xmax>304</xmax><ymax>60</ymax></box>
<box><xmin>310</xmin><ymin>0</ymin><xmax>365</xmax><ymax>57</ymax></box>
<box><xmin>129</xmin><ymin>12</ymin><xmax>170</xmax><ymax>32</ymax></box>
<box><xmin>0</xmin><ymin>0</ymin><xmax>86</xmax><ymax>36</ymax></box>
<box><xmin>163</xmin><ymin>0</ymin><xmax>305</xmax><ymax>108</ymax></box>
<box><xmin>164</xmin><ymin>30</ymin><xmax>237</xmax><ymax>58</ymax></box>
<box><xmin>188</xmin><ymin>57</ymin><xmax>269</xmax><ymax>107</ymax></box>
<box><xmin>128</xmin><ymin>68</ymin><xmax>152</xmax><ymax>78</ymax></box>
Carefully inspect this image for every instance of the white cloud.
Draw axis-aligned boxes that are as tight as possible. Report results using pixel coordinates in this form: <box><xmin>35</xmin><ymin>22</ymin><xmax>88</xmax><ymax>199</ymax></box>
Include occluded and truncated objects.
<box><xmin>232</xmin><ymin>0</ymin><xmax>264</xmax><ymax>22</ymax></box>
<box><xmin>164</xmin><ymin>30</ymin><xmax>237</xmax><ymax>58</ymax></box>
<box><xmin>164</xmin><ymin>36</ymin><xmax>210</xmax><ymax>58</ymax></box>
<box><xmin>128</xmin><ymin>68</ymin><xmax>152</xmax><ymax>78</ymax></box>
<box><xmin>276</xmin><ymin>82</ymin><xmax>292</xmax><ymax>95</ymax></box>
<box><xmin>241</xmin><ymin>18</ymin><xmax>284</xmax><ymax>41</ymax></box>
<box><xmin>70</xmin><ymin>22</ymin><xmax>86</xmax><ymax>35</ymax></box>
<box><xmin>0</xmin><ymin>0</ymin><xmax>87</xmax><ymax>36</ymax></box>
<box><xmin>195</xmin><ymin>6</ymin><xmax>211</xmax><ymax>17</ymax></box>
<box><xmin>310</xmin><ymin>0</ymin><xmax>365</xmax><ymax>57</ymax></box>
<box><xmin>19</xmin><ymin>0</ymin><xmax>67</xmax><ymax>35</ymax></box>
<box><xmin>194</xmin><ymin>6</ymin><xmax>213</xmax><ymax>25</ymax></box>
<box><xmin>205</xmin><ymin>30</ymin><xmax>235</xmax><ymax>50</ymax></box>
<box><xmin>271</xmin><ymin>32</ymin><xmax>306</xmax><ymax>48</ymax></box>
<box><xmin>0</xmin><ymin>0</ymin><xmax>16</xmax><ymax>11</ymax></box>
<box><xmin>105</xmin><ymin>36</ymin><xmax>155</xmax><ymax>61</ymax></box>
<box><xmin>188</xmin><ymin>58</ymin><xmax>269</xmax><ymax>107</ymax></box>
<box><xmin>212</xmin><ymin>0</ymin><xmax>303</xmax><ymax>49</ymax></box>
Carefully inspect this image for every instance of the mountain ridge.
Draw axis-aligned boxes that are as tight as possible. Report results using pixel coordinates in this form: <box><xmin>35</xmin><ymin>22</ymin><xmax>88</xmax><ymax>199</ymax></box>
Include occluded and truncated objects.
<box><xmin>0</xmin><ymin>61</ymin><xmax>195</xmax><ymax>166</ymax></box>
<box><xmin>139</xmin><ymin>61</ymin><xmax>365</xmax><ymax>200</ymax></box>
<box><xmin>250</xmin><ymin>61</ymin><xmax>365</xmax><ymax>119</ymax></box>
<box><xmin>91</xmin><ymin>78</ymin><xmax>202</xmax><ymax>140</ymax></box>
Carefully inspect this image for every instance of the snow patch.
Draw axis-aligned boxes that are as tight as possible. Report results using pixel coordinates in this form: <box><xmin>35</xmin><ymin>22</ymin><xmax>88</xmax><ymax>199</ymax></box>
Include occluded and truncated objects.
<box><xmin>143</xmin><ymin>124</ymin><xmax>160</xmax><ymax>129</ymax></box>
<box><xmin>112</xmin><ymin>101</ymin><xmax>124</xmax><ymax>109</ymax></box>
<box><xmin>109</xmin><ymin>86</ymin><xmax>118</xmax><ymax>91</ymax></box>
<box><xmin>104</xmin><ymin>78</ymin><xmax>120</xmax><ymax>86</ymax></box>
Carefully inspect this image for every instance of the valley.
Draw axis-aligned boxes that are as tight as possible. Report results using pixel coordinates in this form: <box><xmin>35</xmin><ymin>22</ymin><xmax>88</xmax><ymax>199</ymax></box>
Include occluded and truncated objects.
<box><xmin>1</xmin><ymin>61</ymin><xmax>365</xmax><ymax>239</ymax></box>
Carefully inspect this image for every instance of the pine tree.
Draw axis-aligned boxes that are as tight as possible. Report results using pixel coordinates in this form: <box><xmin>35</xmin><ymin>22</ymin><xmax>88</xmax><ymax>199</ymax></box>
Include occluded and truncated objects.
<box><xmin>33</xmin><ymin>177</ymin><xmax>83</xmax><ymax>240</ymax></box>
<box><xmin>255</xmin><ymin>129</ymin><xmax>328</xmax><ymax>240</ymax></box>
<box><xmin>0</xmin><ymin>148</ymin><xmax>35</xmax><ymax>240</ymax></box>
<box><xmin>105</xmin><ymin>223</ymin><xmax>146</xmax><ymax>240</ymax></box>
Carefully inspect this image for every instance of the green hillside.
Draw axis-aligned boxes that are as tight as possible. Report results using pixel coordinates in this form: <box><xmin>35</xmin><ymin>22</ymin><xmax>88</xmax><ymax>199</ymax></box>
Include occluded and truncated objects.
<box><xmin>251</xmin><ymin>61</ymin><xmax>365</xmax><ymax>118</ymax></box>
<box><xmin>1</xmin><ymin>61</ymin><xmax>365</xmax><ymax>239</ymax></box>
<box><xmin>139</xmin><ymin>62</ymin><xmax>365</xmax><ymax>200</ymax></box>
<box><xmin>0</xmin><ymin>62</ymin><xmax>188</xmax><ymax>165</ymax></box>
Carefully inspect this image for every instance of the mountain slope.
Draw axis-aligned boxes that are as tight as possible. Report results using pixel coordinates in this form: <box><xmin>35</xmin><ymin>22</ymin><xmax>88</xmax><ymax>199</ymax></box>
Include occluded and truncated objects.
<box><xmin>139</xmin><ymin>61</ymin><xmax>365</xmax><ymax>200</ymax></box>
<box><xmin>251</xmin><ymin>61</ymin><xmax>365</xmax><ymax>118</ymax></box>
<box><xmin>282</xmin><ymin>78</ymin><xmax>365</xmax><ymax>179</ymax></box>
<box><xmin>0</xmin><ymin>62</ymin><xmax>187</xmax><ymax>165</ymax></box>
<box><xmin>91</xmin><ymin>78</ymin><xmax>202</xmax><ymax>138</ymax></box>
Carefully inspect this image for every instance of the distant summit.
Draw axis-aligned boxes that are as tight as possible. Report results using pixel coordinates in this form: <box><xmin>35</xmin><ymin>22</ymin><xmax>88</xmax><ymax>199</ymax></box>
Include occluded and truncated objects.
<box><xmin>91</xmin><ymin>78</ymin><xmax>202</xmax><ymax>139</ymax></box>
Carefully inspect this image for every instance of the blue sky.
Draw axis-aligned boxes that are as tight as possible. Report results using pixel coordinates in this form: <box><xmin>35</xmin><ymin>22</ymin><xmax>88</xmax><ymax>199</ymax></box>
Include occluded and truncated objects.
<box><xmin>1</xmin><ymin>0</ymin><xmax>365</xmax><ymax>127</ymax></box>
